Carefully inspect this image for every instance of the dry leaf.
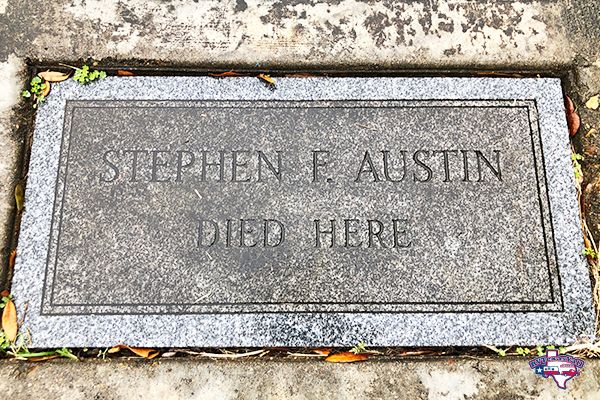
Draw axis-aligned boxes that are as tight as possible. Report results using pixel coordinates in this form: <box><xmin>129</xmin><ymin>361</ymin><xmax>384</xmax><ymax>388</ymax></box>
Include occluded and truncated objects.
<box><xmin>115</xmin><ymin>345</ymin><xmax>159</xmax><ymax>359</ymax></box>
<box><xmin>397</xmin><ymin>350</ymin><xmax>433</xmax><ymax>356</ymax></box>
<box><xmin>107</xmin><ymin>346</ymin><xmax>121</xmax><ymax>353</ymax></box>
<box><xmin>586</xmin><ymin>95</ymin><xmax>599</xmax><ymax>110</ymax></box>
<box><xmin>565</xmin><ymin>95</ymin><xmax>575</xmax><ymax>113</ymax></box>
<box><xmin>567</xmin><ymin>111</ymin><xmax>581</xmax><ymax>136</ymax></box>
<box><xmin>38</xmin><ymin>70</ymin><xmax>70</xmax><ymax>82</ymax></box>
<box><xmin>312</xmin><ymin>348</ymin><xmax>332</xmax><ymax>356</ymax></box>
<box><xmin>258</xmin><ymin>73</ymin><xmax>276</xmax><ymax>85</ymax></box>
<box><xmin>209</xmin><ymin>71</ymin><xmax>242</xmax><ymax>77</ymax></box>
<box><xmin>29</xmin><ymin>355</ymin><xmax>60</xmax><ymax>362</ymax></box>
<box><xmin>41</xmin><ymin>81</ymin><xmax>51</xmax><ymax>97</ymax></box>
<box><xmin>0</xmin><ymin>290</ymin><xmax>9</xmax><ymax>297</ymax></box>
<box><xmin>2</xmin><ymin>299</ymin><xmax>18</xmax><ymax>342</ymax></box>
<box><xmin>565</xmin><ymin>96</ymin><xmax>580</xmax><ymax>136</ymax></box>
<box><xmin>116</xmin><ymin>70</ymin><xmax>135</xmax><ymax>76</ymax></box>
<box><xmin>325</xmin><ymin>352</ymin><xmax>368</xmax><ymax>363</ymax></box>
<box><xmin>196</xmin><ymin>349</ymin><xmax>265</xmax><ymax>359</ymax></box>
<box><xmin>14</xmin><ymin>183</ymin><xmax>24</xmax><ymax>211</ymax></box>
<box><xmin>128</xmin><ymin>347</ymin><xmax>159</xmax><ymax>359</ymax></box>
<box><xmin>8</xmin><ymin>249</ymin><xmax>16</xmax><ymax>270</ymax></box>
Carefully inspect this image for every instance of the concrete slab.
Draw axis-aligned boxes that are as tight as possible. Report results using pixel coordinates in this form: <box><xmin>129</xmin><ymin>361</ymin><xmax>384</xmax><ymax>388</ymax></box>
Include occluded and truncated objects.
<box><xmin>0</xmin><ymin>54</ymin><xmax>25</xmax><ymax>288</ymax></box>
<box><xmin>0</xmin><ymin>357</ymin><xmax>599</xmax><ymax>399</ymax></box>
<box><xmin>0</xmin><ymin>0</ymin><xmax>585</xmax><ymax>69</ymax></box>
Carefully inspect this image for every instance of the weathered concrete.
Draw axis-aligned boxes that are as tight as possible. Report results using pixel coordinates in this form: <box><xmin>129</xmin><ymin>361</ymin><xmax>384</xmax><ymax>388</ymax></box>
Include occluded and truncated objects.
<box><xmin>0</xmin><ymin>0</ymin><xmax>591</xmax><ymax>69</ymax></box>
<box><xmin>1</xmin><ymin>357</ymin><xmax>599</xmax><ymax>399</ymax></box>
<box><xmin>572</xmin><ymin>66</ymin><xmax>600</xmax><ymax>243</ymax></box>
<box><xmin>0</xmin><ymin>54</ymin><xmax>25</xmax><ymax>289</ymax></box>
<box><xmin>564</xmin><ymin>0</ymin><xmax>600</xmax><ymax>65</ymax></box>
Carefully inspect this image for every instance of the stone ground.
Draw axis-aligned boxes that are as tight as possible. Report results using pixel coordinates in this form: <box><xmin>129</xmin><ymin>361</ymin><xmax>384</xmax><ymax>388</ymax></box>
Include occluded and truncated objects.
<box><xmin>0</xmin><ymin>357</ymin><xmax>599</xmax><ymax>400</ymax></box>
<box><xmin>0</xmin><ymin>0</ymin><xmax>599</xmax><ymax>398</ymax></box>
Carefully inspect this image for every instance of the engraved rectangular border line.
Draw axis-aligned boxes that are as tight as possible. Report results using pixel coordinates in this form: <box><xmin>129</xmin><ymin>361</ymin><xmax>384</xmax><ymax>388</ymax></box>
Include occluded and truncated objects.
<box><xmin>40</xmin><ymin>99</ymin><xmax>563</xmax><ymax>315</ymax></box>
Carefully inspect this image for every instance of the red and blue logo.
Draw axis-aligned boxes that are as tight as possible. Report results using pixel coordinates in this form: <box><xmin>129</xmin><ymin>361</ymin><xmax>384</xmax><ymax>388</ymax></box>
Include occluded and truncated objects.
<box><xmin>529</xmin><ymin>350</ymin><xmax>584</xmax><ymax>389</ymax></box>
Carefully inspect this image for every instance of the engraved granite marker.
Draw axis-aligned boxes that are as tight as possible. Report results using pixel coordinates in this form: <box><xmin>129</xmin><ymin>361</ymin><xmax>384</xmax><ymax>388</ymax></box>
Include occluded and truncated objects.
<box><xmin>11</xmin><ymin>77</ymin><xmax>595</xmax><ymax>347</ymax></box>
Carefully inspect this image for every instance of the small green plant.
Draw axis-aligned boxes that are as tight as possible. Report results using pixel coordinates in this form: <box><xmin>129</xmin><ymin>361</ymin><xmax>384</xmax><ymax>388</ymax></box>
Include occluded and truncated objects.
<box><xmin>97</xmin><ymin>347</ymin><xmax>110</xmax><ymax>359</ymax></box>
<box><xmin>572</xmin><ymin>153</ymin><xmax>584</xmax><ymax>181</ymax></box>
<box><xmin>3</xmin><ymin>339</ymin><xmax>79</xmax><ymax>361</ymax></box>
<box><xmin>485</xmin><ymin>345</ymin><xmax>507</xmax><ymax>356</ymax></box>
<box><xmin>0</xmin><ymin>331</ymin><xmax>9</xmax><ymax>352</ymax></box>
<box><xmin>517</xmin><ymin>345</ymin><xmax>567</xmax><ymax>356</ymax></box>
<box><xmin>534</xmin><ymin>345</ymin><xmax>566</xmax><ymax>356</ymax></box>
<box><xmin>583</xmin><ymin>247</ymin><xmax>598</xmax><ymax>259</ymax></box>
<box><xmin>72</xmin><ymin>65</ymin><xmax>107</xmax><ymax>84</ymax></box>
<box><xmin>6</xmin><ymin>348</ymin><xmax>79</xmax><ymax>360</ymax></box>
<box><xmin>0</xmin><ymin>321</ymin><xmax>78</xmax><ymax>360</ymax></box>
<box><xmin>350</xmin><ymin>341</ymin><xmax>368</xmax><ymax>354</ymax></box>
<box><xmin>0</xmin><ymin>294</ymin><xmax>12</xmax><ymax>309</ymax></box>
<box><xmin>21</xmin><ymin>76</ymin><xmax>48</xmax><ymax>108</ymax></box>
<box><xmin>55</xmin><ymin>347</ymin><xmax>79</xmax><ymax>360</ymax></box>
<box><xmin>536</xmin><ymin>345</ymin><xmax>544</xmax><ymax>356</ymax></box>
<box><xmin>515</xmin><ymin>347</ymin><xmax>531</xmax><ymax>356</ymax></box>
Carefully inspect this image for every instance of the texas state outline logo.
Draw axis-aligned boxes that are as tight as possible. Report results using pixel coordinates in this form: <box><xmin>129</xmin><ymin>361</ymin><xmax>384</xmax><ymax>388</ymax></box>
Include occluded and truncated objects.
<box><xmin>529</xmin><ymin>349</ymin><xmax>585</xmax><ymax>389</ymax></box>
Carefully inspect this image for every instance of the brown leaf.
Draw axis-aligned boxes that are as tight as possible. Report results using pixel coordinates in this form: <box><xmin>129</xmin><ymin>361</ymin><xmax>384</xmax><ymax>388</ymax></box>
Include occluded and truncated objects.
<box><xmin>0</xmin><ymin>290</ymin><xmax>9</xmax><ymax>297</ymax></box>
<box><xmin>8</xmin><ymin>250</ymin><xmax>16</xmax><ymax>271</ymax></box>
<box><xmin>209</xmin><ymin>71</ymin><xmax>242</xmax><ymax>77</ymax></box>
<box><xmin>2</xmin><ymin>299</ymin><xmax>18</xmax><ymax>342</ymax></box>
<box><xmin>582</xmin><ymin>232</ymin><xmax>592</xmax><ymax>250</ymax></box>
<box><xmin>14</xmin><ymin>183</ymin><xmax>24</xmax><ymax>211</ymax></box>
<box><xmin>29</xmin><ymin>355</ymin><xmax>60</xmax><ymax>362</ymax></box>
<box><xmin>116</xmin><ymin>70</ymin><xmax>135</xmax><ymax>76</ymax></box>
<box><xmin>258</xmin><ymin>73</ymin><xmax>276</xmax><ymax>85</ymax></box>
<box><xmin>565</xmin><ymin>95</ymin><xmax>575</xmax><ymax>113</ymax></box>
<box><xmin>115</xmin><ymin>345</ymin><xmax>159</xmax><ymax>359</ymax></box>
<box><xmin>565</xmin><ymin>96</ymin><xmax>580</xmax><ymax>136</ymax></box>
<box><xmin>128</xmin><ymin>347</ymin><xmax>159</xmax><ymax>359</ymax></box>
<box><xmin>567</xmin><ymin>112</ymin><xmax>581</xmax><ymax>137</ymax></box>
<box><xmin>312</xmin><ymin>348</ymin><xmax>332</xmax><ymax>356</ymax></box>
<box><xmin>41</xmin><ymin>81</ymin><xmax>51</xmax><ymax>97</ymax></box>
<box><xmin>325</xmin><ymin>352</ymin><xmax>368</xmax><ymax>363</ymax></box>
<box><xmin>37</xmin><ymin>70</ymin><xmax>70</xmax><ymax>82</ymax></box>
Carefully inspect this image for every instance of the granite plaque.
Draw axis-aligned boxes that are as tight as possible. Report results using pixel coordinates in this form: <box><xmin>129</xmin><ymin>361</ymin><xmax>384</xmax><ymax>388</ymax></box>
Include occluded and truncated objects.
<box><xmin>12</xmin><ymin>77</ymin><xmax>595</xmax><ymax>347</ymax></box>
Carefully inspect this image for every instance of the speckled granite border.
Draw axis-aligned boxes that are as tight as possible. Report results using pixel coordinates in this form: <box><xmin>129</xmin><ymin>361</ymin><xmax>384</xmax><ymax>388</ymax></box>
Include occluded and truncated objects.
<box><xmin>11</xmin><ymin>77</ymin><xmax>596</xmax><ymax>347</ymax></box>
